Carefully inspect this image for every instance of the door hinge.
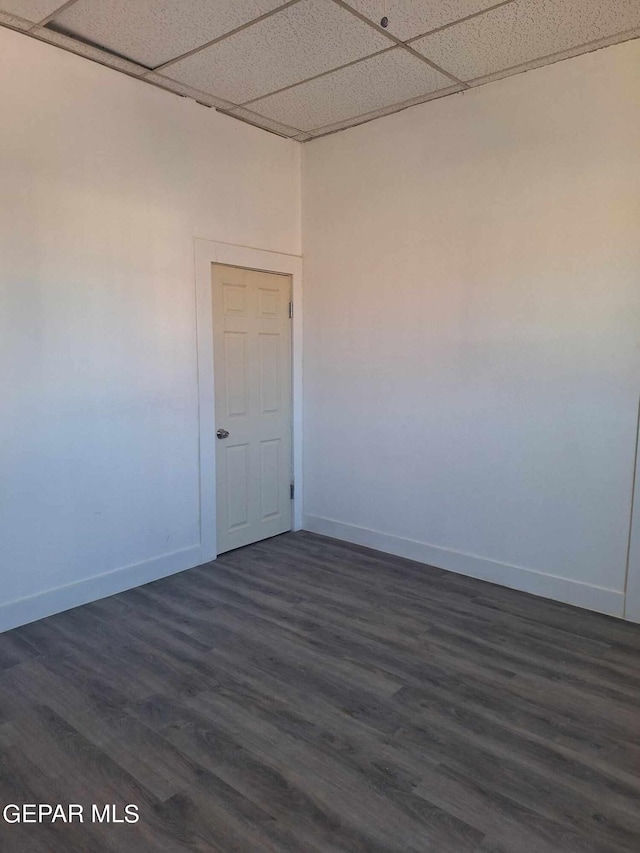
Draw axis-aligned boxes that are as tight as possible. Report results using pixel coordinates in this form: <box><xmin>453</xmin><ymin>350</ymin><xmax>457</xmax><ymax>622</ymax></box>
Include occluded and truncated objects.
<box><xmin>288</xmin><ymin>301</ymin><xmax>293</xmax><ymax>319</ymax></box>
<box><xmin>290</xmin><ymin>482</ymin><xmax>295</xmax><ymax>500</ymax></box>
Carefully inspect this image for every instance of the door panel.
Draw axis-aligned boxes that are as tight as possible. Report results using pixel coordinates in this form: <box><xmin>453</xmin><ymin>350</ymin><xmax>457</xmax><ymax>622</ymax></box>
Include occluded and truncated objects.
<box><xmin>259</xmin><ymin>333</ymin><xmax>280</xmax><ymax>413</ymax></box>
<box><xmin>223</xmin><ymin>332</ymin><xmax>248</xmax><ymax>417</ymax></box>
<box><xmin>213</xmin><ymin>264</ymin><xmax>292</xmax><ymax>554</ymax></box>
<box><xmin>224</xmin><ymin>443</ymin><xmax>250</xmax><ymax>532</ymax></box>
<box><xmin>260</xmin><ymin>438</ymin><xmax>282</xmax><ymax>521</ymax></box>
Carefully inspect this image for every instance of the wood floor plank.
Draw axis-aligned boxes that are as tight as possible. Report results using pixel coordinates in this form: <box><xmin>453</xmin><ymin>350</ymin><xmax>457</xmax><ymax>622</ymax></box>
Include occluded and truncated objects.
<box><xmin>0</xmin><ymin>530</ymin><xmax>639</xmax><ymax>851</ymax></box>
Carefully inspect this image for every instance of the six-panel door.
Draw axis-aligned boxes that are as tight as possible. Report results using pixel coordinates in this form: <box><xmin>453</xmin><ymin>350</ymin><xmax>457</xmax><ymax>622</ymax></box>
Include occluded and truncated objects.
<box><xmin>212</xmin><ymin>264</ymin><xmax>292</xmax><ymax>554</ymax></box>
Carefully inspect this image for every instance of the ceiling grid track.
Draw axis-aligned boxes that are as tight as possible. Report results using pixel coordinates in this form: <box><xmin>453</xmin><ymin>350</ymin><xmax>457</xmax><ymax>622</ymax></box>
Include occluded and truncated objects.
<box><xmin>38</xmin><ymin>0</ymin><xmax>82</xmax><ymax>27</ymax></box>
<box><xmin>149</xmin><ymin>0</ymin><xmax>306</xmax><ymax>74</ymax></box>
<box><xmin>328</xmin><ymin>0</ymin><xmax>467</xmax><ymax>86</ymax></box>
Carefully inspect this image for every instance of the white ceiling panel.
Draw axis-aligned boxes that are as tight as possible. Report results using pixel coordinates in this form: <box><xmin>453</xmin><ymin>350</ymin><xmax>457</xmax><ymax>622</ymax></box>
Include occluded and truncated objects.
<box><xmin>342</xmin><ymin>0</ymin><xmax>506</xmax><ymax>41</ymax></box>
<box><xmin>302</xmin><ymin>82</ymin><xmax>463</xmax><ymax>138</ymax></box>
<box><xmin>0</xmin><ymin>0</ymin><xmax>65</xmax><ymax>23</ymax></box>
<box><xmin>250</xmin><ymin>48</ymin><xmax>453</xmax><ymax>131</ymax></box>
<box><xmin>52</xmin><ymin>0</ymin><xmax>289</xmax><ymax>68</ymax></box>
<box><xmin>412</xmin><ymin>0</ymin><xmax>640</xmax><ymax>81</ymax></box>
<box><xmin>467</xmin><ymin>27</ymin><xmax>640</xmax><ymax>87</ymax></box>
<box><xmin>164</xmin><ymin>0</ymin><xmax>391</xmax><ymax>105</ymax></box>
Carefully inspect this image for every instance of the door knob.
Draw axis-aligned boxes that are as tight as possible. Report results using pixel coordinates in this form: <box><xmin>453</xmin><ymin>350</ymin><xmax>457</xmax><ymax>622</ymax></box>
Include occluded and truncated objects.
<box><xmin>216</xmin><ymin>428</ymin><xmax>230</xmax><ymax>439</ymax></box>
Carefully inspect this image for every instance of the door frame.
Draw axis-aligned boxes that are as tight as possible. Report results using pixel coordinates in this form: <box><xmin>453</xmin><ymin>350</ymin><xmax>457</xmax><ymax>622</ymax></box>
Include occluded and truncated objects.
<box><xmin>194</xmin><ymin>238</ymin><xmax>303</xmax><ymax>561</ymax></box>
<box><xmin>623</xmin><ymin>395</ymin><xmax>640</xmax><ymax>622</ymax></box>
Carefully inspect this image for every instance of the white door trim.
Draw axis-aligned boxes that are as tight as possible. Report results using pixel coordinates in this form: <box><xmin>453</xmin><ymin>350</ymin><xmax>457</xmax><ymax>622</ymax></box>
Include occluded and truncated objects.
<box><xmin>623</xmin><ymin>395</ymin><xmax>640</xmax><ymax>622</ymax></box>
<box><xmin>194</xmin><ymin>238</ymin><xmax>303</xmax><ymax>561</ymax></box>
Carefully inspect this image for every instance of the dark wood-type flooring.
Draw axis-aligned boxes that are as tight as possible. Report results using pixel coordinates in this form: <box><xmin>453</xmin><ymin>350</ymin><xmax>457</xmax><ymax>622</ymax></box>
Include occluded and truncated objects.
<box><xmin>1</xmin><ymin>531</ymin><xmax>640</xmax><ymax>852</ymax></box>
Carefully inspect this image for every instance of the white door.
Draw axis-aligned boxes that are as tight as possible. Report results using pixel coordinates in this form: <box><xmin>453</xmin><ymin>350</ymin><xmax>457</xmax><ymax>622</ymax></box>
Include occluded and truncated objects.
<box><xmin>212</xmin><ymin>264</ymin><xmax>292</xmax><ymax>554</ymax></box>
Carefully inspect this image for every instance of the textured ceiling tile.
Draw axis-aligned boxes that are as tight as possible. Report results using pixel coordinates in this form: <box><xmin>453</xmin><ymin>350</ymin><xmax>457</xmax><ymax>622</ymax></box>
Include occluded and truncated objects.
<box><xmin>343</xmin><ymin>0</ymin><xmax>504</xmax><ymax>41</ymax></box>
<box><xmin>52</xmin><ymin>0</ymin><xmax>289</xmax><ymax>68</ymax></box>
<box><xmin>0</xmin><ymin>0</ymin><xmax>64</xmax><ymax>23</ymax></box>
<box><xmin>468</xmin><ymin>28</ymin><xmax>640</xmax><ymax>87</ymax></box>
<box><xmin>303</xmin><ymin>83</ymin><xmax>464</xmax><ymax>139</ymax></box>
<box><xmin>223</xmin><ymin>106</ymin><xmax>302</xmax><ymax>137</ymax></box>
<box><xmin>249</xmin><ymin>48</ymin><xmax>452</xmax><ymax>131</ymax></box>
<box><xmin>164</xmin><ymin>0</ymin><xmax>391</xmax><ymax>104</ymax></box>
<box><xmin>412</xmin><ymin>0</ymin><xmax>640</xmax><ymax>81</ymax></box>
<box><xmin>31</xmin><ymin>24</ymin><xmax>149</xmax><ymax>74</ymax></box>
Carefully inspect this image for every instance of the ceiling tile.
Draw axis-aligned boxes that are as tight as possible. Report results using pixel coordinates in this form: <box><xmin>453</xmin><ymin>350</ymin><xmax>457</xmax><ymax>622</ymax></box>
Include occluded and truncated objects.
<box><xmin>468</xmin><ymin>27</ymin><xmax>640</xmax><ymax>87</ymax></box>
<box><xmin>223</xmin><ymin>106</ymin><xmax>302</xmax><ymax>137</ymax></box>
<box><xmin>0</xmin><ymin>0</ymin><xmax>64</xmax><ymax>23</ymax></box>
<box><xmin>164</xmin><ymin>0</ymin><xmax>391</xmax><ymax>105</ymax></box>
<box><xmin>249</xmin><ymin>48</ymin><xmax>453</xmax><ymax>131</ymax></box>
<box><xmin>342</xmin><ymin>0</ymin><xmax>505</xmax><ymax>41</ymax></box>
<box><xmin>412</xmin><ymin>0</ymin><xmax>640</xmax><ymax>81</ymax></box>
<box><xmin>302</xmin><ymin>82</ymin><xmax>464</xmax><ymax>139</ymax></box>
<box><xmin>51</xmin><ymin>0</ymin><xmax>289</xmax><ymax>68</ymax></box>
<box><xmin>30</xmin><ymin>24</ymin><xmax>149</xmax><ymax>75</ymax></box>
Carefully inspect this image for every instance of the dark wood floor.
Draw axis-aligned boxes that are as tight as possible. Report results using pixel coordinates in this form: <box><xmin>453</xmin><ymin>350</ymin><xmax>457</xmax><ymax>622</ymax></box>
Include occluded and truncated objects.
<box><xmin>1</xmin><ymin>532</ymin><xmax>640</xmax><ymax>852</ymax></box>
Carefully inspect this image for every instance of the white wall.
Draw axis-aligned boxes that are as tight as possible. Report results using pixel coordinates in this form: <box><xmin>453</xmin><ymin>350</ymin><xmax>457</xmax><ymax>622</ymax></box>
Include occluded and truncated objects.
<box><xmin>302</xmin><ymin>39</ymin><xmax>640</xmax><ymax>617</ymax></box>
<box><xmin>0</xmin><ymin>27</ymin><xmax>300</xmax><ymax>631</ymax></box>
<box><xmin>2</xmin><ymin>26</ymin><xmax>639</xmax><ymax>631</ymax></box>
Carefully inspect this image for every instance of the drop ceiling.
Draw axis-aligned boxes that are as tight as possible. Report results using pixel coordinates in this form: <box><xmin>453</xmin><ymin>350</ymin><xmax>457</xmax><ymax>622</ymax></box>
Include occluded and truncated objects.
<box><xmin>1</xmin><ymin>0</ymin><xmax>638</xmax><ymax>141</ymax></box>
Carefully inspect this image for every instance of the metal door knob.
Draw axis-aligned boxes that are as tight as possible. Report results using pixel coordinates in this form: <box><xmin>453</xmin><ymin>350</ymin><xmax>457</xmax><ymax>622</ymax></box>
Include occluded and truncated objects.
<box><xmin>216</xmin><ymin>428</ymin><xmax>230</xmax><ymax>439</ymax></box>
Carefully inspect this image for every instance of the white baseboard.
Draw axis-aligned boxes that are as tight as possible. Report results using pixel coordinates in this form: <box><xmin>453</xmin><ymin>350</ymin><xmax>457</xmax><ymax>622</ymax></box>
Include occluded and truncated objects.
<box><xmin>0</xmin><ymin>544</ymin><xmax>205</xmax><ymax>634</ymax></box>
<box><xmin>303</xmin><ymin>515</ymin><xmax>625</xmax><ymax>618</ymax></box>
